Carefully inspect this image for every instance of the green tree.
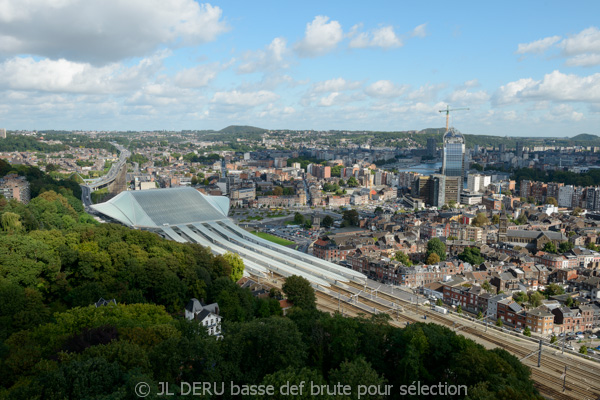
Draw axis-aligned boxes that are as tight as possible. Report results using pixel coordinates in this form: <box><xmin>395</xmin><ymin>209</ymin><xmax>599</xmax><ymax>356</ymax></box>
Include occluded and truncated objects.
<box><xmin>347</xmin><ymin>176</ymin><xmax>359</xmax><ymax>187</ymax></box>
<box><xmin>394</xmin><ymin>251</ymin><xmax>412</xmax><ymax>266</ymax></box>
<box><xmin>516</xmin><ymin>213</ymin><xmax>528</xmax><ymax>225</ymax></box>
<box><xmin>224</xmin><ymin>252</ymin><xmax>245</xmax><ymax>282</ymax></box>
<box><xmin>457</xmin><ymin>305</ymin><xmax>463</xmax><ymax>314</ymax></box>
<box><xmin>559</xmin><ymin>241</ymin><xmax>574</xmax><ymax>253</ymax></box>
<box><xmin>436</xmin><ymin>298</ymin><xmax>443</xmax><ymax>307</ymax></box>
<box><xmin>482</xmin><ymin>280</ymin><xmax>492</xmax><ymax>292</ymax></box>
<box><xmin>546</xmin><ymin>196</ymin><xmax>558</xmax><ymax>206</ymax></box>
<box><xmin>477</xmin><ymin>311</ymin><xmax>483</xmax><ymax>320</ymax></box>
<box><xmin>294</xmin><ymin>212</ymin><xmax>305</xmax><ymax>225</ymax></box>
<box><xmin>565</xmin><ymin>296</ymin><xmax>574</xmax><ymax>307</ymax></box>
<box><xmin>342</xmin><ymin>210</ymin><xmax>359</xmax><ymax>227</ymax></box>
<box><xmin>322</xmin><ymin>215</ymin><xmax>334</xmax><ymax>228</ymax></box>
<box><xmin>426</xmin><ymin>252</ymin><xmax>440</xmax><ymax>264</ymax></box>
<box><xmin>492</xmin><ymin>214</ymin><xmax>500</xmax><ymax>224</ymax></box>
<box><xmin>282</xmin><ymin>275</ymin><xmax>316</xmax><ymax>310</ymax></box>
<box><xmin>472</xmin><ymin>212</ymin><xmax>490</xmax><ymax>227</ymax></box>
<box><xmin>496</xmin><ymin>318</ymin><xmax>503</xmax><ymax>327</ymax></box>
<box><xmin>458</xmin><ymin>247</ymin><xmax>485</xmax><ymax>265</ymax></box>
<box><xmin>545</xmin><ymin>283</ymin><xmax>565</xmax><ymax>297</ymax></box>
<box><xmin>1</xmin><ymin>212</ymin><xmax>22</xmax><ymax>233</ymax></box>
<box><xmin>580</xmin><ymin>345</ymin><xmax>588</xmax><ymax>355</ymax></box>
<box><xmin>328</xmin><ymin>357</ymin><xmax>387</xmax><ymax>400</ymax></box>
<box><xmin>426</xmin><ymin>237</ymin><xmax>446</xmax><ymax>261</ymax></box>
<box><xmin>259</xmin><ymin>366</ymin><xmax>326</xmax><ymax>400</ymax></box>
<box><xmin>550</xmin><ymin>335</ymin><xmax>557</xmax><ymax>344</ymax></box>
<box><xmin>513</xmin><ymin>291</ymin><xmax>528</xmax><ymax>304</ymax></box>
<box><xmin>523</xmin><ymin>326</ymin><xmax>531</xmax><ymax>337</ymax></box>
<box><xmin>529</xmin><ymin>291</ymin><xmax>544</xmax><ymax>308</ymax></box>
<box><xmin>338</xmin><ymin>178</ymin><xmax>346</xmax><ymax>186</ymax></box>
<box><xmin>543</xmin><ymin>242</ymin><xmax>557</xmax><ymax>254</ymax></box>
<box><xmin>331</xmin><ymin>165</ymin><xmax>342</xmax><ymax>177</ymax></box>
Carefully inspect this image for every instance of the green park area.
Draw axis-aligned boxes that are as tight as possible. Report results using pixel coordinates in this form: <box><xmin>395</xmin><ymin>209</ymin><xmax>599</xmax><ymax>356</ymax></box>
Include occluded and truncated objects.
<box><xmin>251</xmin><ymin>231</ymin><xmax>295</xmax><ymax>246</ymax></box>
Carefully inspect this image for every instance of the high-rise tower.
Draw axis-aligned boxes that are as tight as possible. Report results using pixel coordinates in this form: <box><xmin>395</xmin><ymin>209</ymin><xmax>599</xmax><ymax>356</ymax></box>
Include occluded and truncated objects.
<box><xmin>441</xmin><ymin>127</ymin><xmax>465</xmax><ymax>178</ymax></box>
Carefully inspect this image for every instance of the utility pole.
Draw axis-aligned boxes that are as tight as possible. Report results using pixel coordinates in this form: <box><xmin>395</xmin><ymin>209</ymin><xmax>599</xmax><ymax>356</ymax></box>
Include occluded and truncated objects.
<box><xmin>537</xmin><ymin>339</ymin><xmax>542</xmax><ymax>368</ymax></box>
<box><xmin>562</xmin><ymin>366</ymin><xmax>568</xmax><ymax>392</ymax></box>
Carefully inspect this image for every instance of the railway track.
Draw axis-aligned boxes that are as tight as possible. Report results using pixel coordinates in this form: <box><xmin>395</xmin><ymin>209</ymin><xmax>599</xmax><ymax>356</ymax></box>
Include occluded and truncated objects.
<box><xmin>259</xmin><ymin>272</ymin><xmax>600</xmax><ymax>399</ymax></box>
<box><xmin>339</xmin><ymin>280</ymin><xmax>600</xmax><ymax>400</ymax></box>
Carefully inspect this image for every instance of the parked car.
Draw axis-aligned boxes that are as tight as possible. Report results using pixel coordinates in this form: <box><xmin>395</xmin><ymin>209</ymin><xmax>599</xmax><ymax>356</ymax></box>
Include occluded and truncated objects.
<box><xmin>576</xmin><ymin>331</ymin><xmax>583</xmax><ymax>335</ymax></box>
<box><xmin>514</xmin><ymin>328</ymin><xmax>524</xmax><ymax>333</ymax></box>
<box><xmin>590</xmin><ymin>334</ymin><xmax>598</xmax><ymax>339</ymax></box>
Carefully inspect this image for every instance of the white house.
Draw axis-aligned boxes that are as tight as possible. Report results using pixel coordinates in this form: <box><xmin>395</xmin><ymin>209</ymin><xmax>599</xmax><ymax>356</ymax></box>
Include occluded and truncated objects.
<box><xmin>185</xmin><ymin>298</ymin><xmax>222</xmax><ymax>338</ymax></box>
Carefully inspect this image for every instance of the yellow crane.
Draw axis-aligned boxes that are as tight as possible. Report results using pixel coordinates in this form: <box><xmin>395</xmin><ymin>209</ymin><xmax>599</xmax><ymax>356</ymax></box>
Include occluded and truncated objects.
<box><xmin>439</xmin><ymin>105</ymin><xmax>469</xmax><ymax>131</ymax></box>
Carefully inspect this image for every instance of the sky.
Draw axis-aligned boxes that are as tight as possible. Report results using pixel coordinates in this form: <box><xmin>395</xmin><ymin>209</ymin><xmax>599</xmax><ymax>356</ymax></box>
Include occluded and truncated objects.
<box><xmin>1</xmin><ymin>1</ymin><xmax>600</xmax><ymax>137</ymax></box>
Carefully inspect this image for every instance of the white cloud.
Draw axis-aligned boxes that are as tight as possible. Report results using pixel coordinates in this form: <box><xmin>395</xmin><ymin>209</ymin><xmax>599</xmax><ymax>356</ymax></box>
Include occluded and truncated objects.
<box><xmin>561</xmin><ymin>27</ymin><xmax>600</xmax><ymax>56</ymax></box>
<box><xmin>313</xmin><ymin>78</ymin><xmax>362</xmax><ymax>93</ymax></box>
<box><xmin>0</xmin><ymin>0</ymin><xmax>229</xmax><ymax>64</ymax></box>
<box><xmin>295</xmin><ymin>16</ymin><xmax>343</xmax><ymax>57</ymax></box>
<box><xmin>565</xmin><ymin>53</ymin><xmax>600</xmax><ymax>67</ymax></box>
<box><xmin>364</xmin><ymin>80</ymin><xmax>406</xmax><ymax>98</ymax></box>
<box><xmin>462</xmin><ymin>79</ymin><xmax>480</xmax><ymax>88</ymax></box>
<box><xmin>407</xmin><ymin>83</ymin><xmax>446</xmax><ymax>102</ymax></box>
<box><xmin>447</xmin><ymin>89</ymin><xmax>489</xmax><ymax>104</ymax></box>
<box><xmin>411</xmin><ymin>23</ymin><xmax>427</xmax><ymax>38</ymax></box>
<box><xmin>549</xmin><ymin>104</ymin><xmax>584</xmax><ymax>121</ymax></box>
<box><xmin>238</xmin><ymin>37</ymin><xmax>290</xmax><ymax>73</ymax></box>
<box><xmin>349</xmin><ymin>26</ymin><xmax>402</xmax><ymax>48</ymax></box>
<box><xmin>318</xmin><ymin>92</ymin><xmax>339</xmax><ymax>107</ymax></box>
<box><xmin>211</xmin><ymin>90</ymin><xmax>279</xmax><ymax>107</ymax></box>
<box><xmin>174</xmin><ymin>63</ymin><xmax>219</xmax><ymax>88</ymax></box>
<box><xmin>516</xmin><ymin>35</ymin><xmax>561</xmax><ymax>54</ymax></box>
<box><xmin>493</xmin><ymin>78</ymin><xmax>537</xmax><ymax>105</ymax></box>
<box><xmin>494</xmin><ymin>70</ymin><xmax>600</xmax><ymax>105</ymax></box>
<box><xmin>0</xmin><ymin>53</ymin><xmax>165</xmax><ymax>93</ymax></box>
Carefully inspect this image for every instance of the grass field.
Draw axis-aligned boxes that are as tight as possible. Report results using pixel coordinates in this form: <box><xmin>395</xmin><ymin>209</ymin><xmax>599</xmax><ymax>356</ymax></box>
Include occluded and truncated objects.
<box><xmin>251</xmin><ymin>231</ymin><xmax>295</xmax><ymax>246</ymax></box>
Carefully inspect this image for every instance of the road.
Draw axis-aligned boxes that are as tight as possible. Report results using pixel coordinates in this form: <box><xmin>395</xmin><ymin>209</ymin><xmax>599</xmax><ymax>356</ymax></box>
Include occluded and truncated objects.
<box><xmin>81</xmin><ymin>142</ymin><xmax>130</xmax><ymax>207</ymax></box>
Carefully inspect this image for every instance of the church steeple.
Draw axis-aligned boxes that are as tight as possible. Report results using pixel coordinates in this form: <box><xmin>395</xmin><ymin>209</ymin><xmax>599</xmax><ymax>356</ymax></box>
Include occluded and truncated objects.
<box><xmin>498</xmin><ymin>211</ymin><xmax>508</xmax><ymax>242</ymax></box>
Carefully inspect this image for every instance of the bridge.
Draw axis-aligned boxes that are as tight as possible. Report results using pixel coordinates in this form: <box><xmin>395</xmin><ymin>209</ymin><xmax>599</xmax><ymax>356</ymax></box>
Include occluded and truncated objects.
<box><xmin>81</xmin><ymin>142</ymin><xmax>130</xmax><ymax>207</ymax></box>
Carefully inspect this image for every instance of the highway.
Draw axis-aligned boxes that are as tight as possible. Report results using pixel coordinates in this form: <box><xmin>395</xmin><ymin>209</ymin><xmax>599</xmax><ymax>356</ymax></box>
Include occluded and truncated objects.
<box><xmin>81</xmin><ymin>142</ymin><xmax>130</xmax><ymax>207</ymax></box>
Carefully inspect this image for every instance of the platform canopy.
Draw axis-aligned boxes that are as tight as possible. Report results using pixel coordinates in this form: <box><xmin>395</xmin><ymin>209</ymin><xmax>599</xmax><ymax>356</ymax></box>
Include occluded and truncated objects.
<box><xmin>91</xmin><ymin>187</ymin><xmax>230</xmax><ymax>228</ymax></box>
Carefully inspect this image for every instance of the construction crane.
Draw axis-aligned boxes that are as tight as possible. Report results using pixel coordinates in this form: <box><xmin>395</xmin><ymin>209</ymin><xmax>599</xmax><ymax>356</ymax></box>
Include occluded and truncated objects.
<box><xmin>439</xmin><ymin>105</ymin><xmax>469</xmax><ymax>131</ymax></box>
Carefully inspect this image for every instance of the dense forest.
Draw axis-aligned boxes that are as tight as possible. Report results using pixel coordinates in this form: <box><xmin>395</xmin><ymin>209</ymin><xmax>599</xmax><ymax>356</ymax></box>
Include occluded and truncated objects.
<box><xmin>0</xmin><ymin>136</ymin><xmax>67</xmax><ymax>153</ymax></box>
<box><xmin>0</xmin><ymin>162</ymin><xmax>543</xmax><ymax>399</ymax></box>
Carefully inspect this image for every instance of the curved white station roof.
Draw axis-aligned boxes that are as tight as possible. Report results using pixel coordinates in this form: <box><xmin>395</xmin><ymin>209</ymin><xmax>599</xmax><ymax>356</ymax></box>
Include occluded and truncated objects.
<box><xmin>92</xmin><ymin>187</ymin><xmax>366</xmax><ymax>287</ymax></box>
<box><xmin>91</xmin><ymin>187</ymin><xmax>230</xmax><ymax>228</ymax></box>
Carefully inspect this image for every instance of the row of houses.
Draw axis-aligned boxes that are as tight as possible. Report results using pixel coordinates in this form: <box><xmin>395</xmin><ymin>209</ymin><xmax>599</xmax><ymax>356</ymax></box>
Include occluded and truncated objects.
<box><xmin>438</xmin><ymin>278</ymin><xmax>600</xmax><ymax>334</ymax></box>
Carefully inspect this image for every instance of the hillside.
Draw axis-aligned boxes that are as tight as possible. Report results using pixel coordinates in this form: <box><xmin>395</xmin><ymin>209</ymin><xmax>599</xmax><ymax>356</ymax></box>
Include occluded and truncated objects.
<box><xmin>219</xmin><ymin>125</ymin><xmax>268</xmax><ymax>135</ymax></box>
<box><xmin>571</xmin><ymin>133</ymin><xmax>600</xmax><ymax>142</ymax></box>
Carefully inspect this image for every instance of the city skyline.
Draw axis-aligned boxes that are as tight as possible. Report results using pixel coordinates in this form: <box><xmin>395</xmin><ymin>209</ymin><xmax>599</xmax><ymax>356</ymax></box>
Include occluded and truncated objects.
<box><xmin>1</xmin><ymin>1</ymin><xmax>600</xmax><ymax>136</ymax></box>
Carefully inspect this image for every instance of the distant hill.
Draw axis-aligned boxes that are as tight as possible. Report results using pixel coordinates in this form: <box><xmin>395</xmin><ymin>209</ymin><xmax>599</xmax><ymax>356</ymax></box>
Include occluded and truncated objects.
<box><xmin>219</xmin><ymin>125</ymin><xmax>267</xmax><ymax>135</ymax></box>
<box><xmin>571</xmin><ymin>133</ymin><xmax>599</xmax><ymax>141</ymax></box>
